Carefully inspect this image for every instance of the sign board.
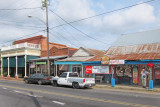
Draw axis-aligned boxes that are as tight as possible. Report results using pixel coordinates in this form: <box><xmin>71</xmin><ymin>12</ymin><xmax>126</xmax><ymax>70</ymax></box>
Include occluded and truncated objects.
<box><xmin>155</xmin><ymin>70</ymin><xmax>160</xmax><ymax>79</ymax></box>
<box><xmin>101</xmin><ymin>56</ymin><xmax>110</xmax><ymax>64</ymax></box>
<box><xmin>109</xmin><ymin>60</ymin><xmax>125</xmax><ymax>65</ymax></box>
<box><xmin>36</xmin><ymin>62</ymin><xmax>46</xmax><ymax>65</ymax></box>
<box><xmin>86</xmin><ymin>66</ymin><xmax>109</xmax><ymax>74</ymax></box>
<box><xmin>30</xmin><ymin>64</ymin><xmax>35</xmax><ymax>68</ymax></box>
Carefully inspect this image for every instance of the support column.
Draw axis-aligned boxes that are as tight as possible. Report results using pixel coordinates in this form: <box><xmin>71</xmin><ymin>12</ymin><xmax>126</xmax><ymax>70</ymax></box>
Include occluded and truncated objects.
<box><xmin>56</xmin><ymin>64</ymin><xmax>57</xmax><ymax>76</ymax></box>
<box><xmin>29</xmin><ymin>62</ymin><xmax>31</xmax><ymax>77</ymax></box>
<box><xmin>15</xmin><ymin>56</ymin><xmax>18</xmax><ymax>79</ymax></box>
<box><xmin>82</xmin><ymin>65</ymin><xmax>83</xmax><ymax>77</ymax></box>
<box><xmin>24</xmin><ymin>55</ymin><xmax>27</xmax><ymax>77</ymax></box>
<box><xmin>7</xmin><ymin>57</ymin><xmax>10</xmax><ymax>79</ymax></box>
<box><xmin>1</xmin><ymin>58</ymin><xmax>3</xmax><ymax>78</ymax></box>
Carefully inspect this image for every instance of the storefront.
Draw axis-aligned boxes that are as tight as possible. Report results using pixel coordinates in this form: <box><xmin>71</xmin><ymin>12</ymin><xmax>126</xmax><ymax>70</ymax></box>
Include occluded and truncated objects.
<box><xmin>125</xmin><ymin>60</ymin><xmax>160</xmax><ymax>86</ymax></box>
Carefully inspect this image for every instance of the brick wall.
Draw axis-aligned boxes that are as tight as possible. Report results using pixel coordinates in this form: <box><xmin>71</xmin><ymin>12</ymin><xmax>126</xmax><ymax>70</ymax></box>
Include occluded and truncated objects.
<box><xmin>41</xmin><ymin>47</ymin><xmax>68</xmax><ymax>57</ymax></box>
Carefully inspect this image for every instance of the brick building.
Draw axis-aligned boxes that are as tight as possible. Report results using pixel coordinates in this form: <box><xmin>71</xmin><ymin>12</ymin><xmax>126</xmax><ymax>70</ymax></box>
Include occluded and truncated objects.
<box><xmin>0</xmin><ymin>35</ymin><xmax>77</xmax><ymax>79</ymax></box>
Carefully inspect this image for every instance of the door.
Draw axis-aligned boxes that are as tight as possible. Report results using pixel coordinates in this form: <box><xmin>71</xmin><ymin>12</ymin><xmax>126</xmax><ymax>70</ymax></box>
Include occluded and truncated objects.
<box><xmin>58</xmin><ymin>73</ymin><xmax>68</xmax><ymax>85</ymax></box>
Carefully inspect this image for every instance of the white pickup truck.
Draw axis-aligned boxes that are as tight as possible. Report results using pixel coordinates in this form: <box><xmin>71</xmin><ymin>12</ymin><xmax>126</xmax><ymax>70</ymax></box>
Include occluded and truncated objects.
<box><xmin>51</xmin><ymin>72</ymin><xmax>95</xmax><ymax>89</ymax></box>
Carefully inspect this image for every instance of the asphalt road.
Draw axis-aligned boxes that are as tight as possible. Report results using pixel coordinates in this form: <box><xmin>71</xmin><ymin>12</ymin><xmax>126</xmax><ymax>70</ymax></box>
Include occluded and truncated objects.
<box><xmin>0</xmin><ymin>80</ymin><xmax>160</xmax><ymax>107</ymax></box>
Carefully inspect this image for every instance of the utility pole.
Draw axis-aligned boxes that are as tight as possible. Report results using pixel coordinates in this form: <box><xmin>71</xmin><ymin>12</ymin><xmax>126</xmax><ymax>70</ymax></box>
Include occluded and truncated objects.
<box><xmin>42</xmin><ymin>0</ymin><xmax>50</xmax><ymax>76</ymax></box>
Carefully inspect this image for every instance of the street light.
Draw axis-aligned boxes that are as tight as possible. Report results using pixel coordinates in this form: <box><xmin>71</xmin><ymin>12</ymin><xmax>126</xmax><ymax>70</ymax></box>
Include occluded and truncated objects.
<box><xmin>28</xmin><ymin>14</ymin><xmax>50</xmax><ymax>76</ymax></box>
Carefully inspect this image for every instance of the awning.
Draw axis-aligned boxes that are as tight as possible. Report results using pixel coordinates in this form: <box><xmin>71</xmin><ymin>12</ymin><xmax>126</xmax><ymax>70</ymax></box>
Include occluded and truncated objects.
<box><xmin>55</xmin><ymin>61</ymin><xmax>82</xmax><ymax>65</ymax></box>
<box><xmin>28</xmin><ymin>55</ymin><xmax>68</xmax><ymax>62</ymax></box>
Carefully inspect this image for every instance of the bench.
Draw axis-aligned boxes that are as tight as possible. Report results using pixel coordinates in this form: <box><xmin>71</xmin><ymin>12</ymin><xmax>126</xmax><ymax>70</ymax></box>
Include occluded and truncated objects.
<box><xmin>95</xmin><ymin>76</ymin><xmax>103</xmax><ymax>83</ymax></box>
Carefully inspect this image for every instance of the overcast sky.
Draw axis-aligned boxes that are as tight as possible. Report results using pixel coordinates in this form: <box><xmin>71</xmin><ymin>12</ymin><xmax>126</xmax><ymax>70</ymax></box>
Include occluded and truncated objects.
<box><xmin>0</xmin><ymin>0</ymin><xmax>160</xmax><ymax>50</ymax></box>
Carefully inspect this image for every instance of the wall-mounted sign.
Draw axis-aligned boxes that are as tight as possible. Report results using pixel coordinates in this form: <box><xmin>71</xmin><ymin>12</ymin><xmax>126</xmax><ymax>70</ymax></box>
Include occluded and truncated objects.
<box><xmin>36</xmin><ymin>62</ymin><xmax>46</xmax><ymax>65</ymax></box>
<box><xmin>30</xmin><ymin>64</ymin><xmax>35</xmax><ymax>68</ymax></box>
<box><xmin>101</xmin><ymin>56</ymin><xmax>110</xmax><ymax>64</ymax></box>
<box><xmin>86</xmin><ymin>66</ymin><xmax>109</xmax><ymax>74</ymax></box>
<box><xmin>155</xmin><ymin>70</ymin><xmax>160</xmax><ymax>79</ymax></box>
<box><xmin>109</xmin><ymin>60</ymin><xmax>125</xmax><ymax>65</ymax></box>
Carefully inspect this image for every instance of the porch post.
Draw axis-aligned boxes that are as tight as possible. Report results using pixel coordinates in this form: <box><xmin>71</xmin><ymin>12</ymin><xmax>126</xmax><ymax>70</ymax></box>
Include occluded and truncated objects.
<box><xmin>1</xmin><ymin>58</ymin><xmax>3</xmax><ymax>78</ymax></box>
<box><xmin>7</xmin><ymin>57</ymin><xmax>10</xmax><ymax>79</ymax></box>
<box><xmin>82</xmin><ymin>65</ymin><xmax>84</xmax><ymax>77</ymax></box>
<box><xmin>56</xmin><ymin>64</ymin><xmax>57</xmax><ymax>76</ymax></box>
<box><xmin>24</xmin><ymin>55</ymin><xmax>27</xmax><ymax>77</ymax></box>
<box><xmin>15</xmin><ymin>56</ymin><xmax>18</xmax><ymax>79</ymax></box>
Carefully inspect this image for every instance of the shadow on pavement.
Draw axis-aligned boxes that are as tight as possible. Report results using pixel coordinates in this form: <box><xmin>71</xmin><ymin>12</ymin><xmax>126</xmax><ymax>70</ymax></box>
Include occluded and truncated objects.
<box><xmin>29</xmin><ymin>92</ymin><xmax>41</xmax><ymax>107</ymax></box>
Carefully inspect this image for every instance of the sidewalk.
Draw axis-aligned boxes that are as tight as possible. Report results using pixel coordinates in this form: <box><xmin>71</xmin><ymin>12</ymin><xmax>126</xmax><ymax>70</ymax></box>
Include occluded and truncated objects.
<box><xmin>0</xmin><ymin>77</ymin><xmax>24</xmax><ymax>82</ymax></box>
<box><xmin>93</xmin><ymin>84</ymin><xmax>160</xmax><ymax>93</ymax></box>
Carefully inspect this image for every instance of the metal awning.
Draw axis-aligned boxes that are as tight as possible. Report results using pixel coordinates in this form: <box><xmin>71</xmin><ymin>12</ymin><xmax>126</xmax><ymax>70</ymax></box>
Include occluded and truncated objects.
<box><xmin>28</xmin><ymin>55</ymin><xmax>68</xmax><ymax>62</ymax></box>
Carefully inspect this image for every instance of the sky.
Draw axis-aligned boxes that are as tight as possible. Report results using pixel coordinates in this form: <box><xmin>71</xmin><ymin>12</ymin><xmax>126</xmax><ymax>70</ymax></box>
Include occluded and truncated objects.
<box><xmin>0</xmin><ymin>0</ymin><xmax>160</xmax><ymax>50</ymax></box>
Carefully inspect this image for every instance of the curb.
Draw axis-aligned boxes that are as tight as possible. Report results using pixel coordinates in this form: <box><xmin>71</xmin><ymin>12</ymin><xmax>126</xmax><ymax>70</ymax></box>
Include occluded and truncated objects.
<box><xmin>0</xmin><ymin>78</ymin><xmax>24</xmax><ymax>82</ymax></box>
<box><xmin>93</xmin><ymin>85</ymin><xmax>160</xmax><ymax>93</ymax></box>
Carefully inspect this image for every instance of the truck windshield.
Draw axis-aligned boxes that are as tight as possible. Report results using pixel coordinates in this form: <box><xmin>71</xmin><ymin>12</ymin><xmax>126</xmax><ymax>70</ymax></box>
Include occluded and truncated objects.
<box><xmin>69</xmin><ymin>73</ymin><xmax>78</xmax><ymax>77</ymax></box>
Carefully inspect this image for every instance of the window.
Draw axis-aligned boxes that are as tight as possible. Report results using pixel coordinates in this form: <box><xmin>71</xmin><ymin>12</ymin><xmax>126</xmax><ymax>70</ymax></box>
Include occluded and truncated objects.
<box><xmin>69</xmin><ymin>73</ymin><xmax>78</xmax><ymax>77</ymax></box>
<box><xmin>60</xmin><ymin>73</ymin><xmax>67</xmax><ymax>78</ymax></box>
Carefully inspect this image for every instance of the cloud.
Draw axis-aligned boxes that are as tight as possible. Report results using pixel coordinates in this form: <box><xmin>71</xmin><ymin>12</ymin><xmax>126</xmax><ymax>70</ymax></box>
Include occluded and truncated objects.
<box><xmin>101</xmin><ymin>3</ymin><xmax>156</xmax><ymax>33</ymax></box>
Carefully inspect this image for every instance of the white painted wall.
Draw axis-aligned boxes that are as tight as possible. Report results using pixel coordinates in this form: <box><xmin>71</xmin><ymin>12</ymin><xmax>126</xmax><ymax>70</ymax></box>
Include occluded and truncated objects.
<box><xmin>72</xmin><ymin>48</ymin><xmax>90</xmax><ymax>57</ymax></box>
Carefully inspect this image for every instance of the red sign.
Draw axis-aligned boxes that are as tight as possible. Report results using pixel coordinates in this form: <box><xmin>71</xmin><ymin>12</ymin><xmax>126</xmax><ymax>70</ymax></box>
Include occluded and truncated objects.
<box><xmin>86</xmin><ymin>66</ymin><xmax>92</xmax><ymax>74</ymax></box>
<box><xmin>155</xmin><ymin>70</ymin><xmax>160</xmax><ymax>79</ymax></box>
<box><xmin>148</xmin><ymin>63</ymin><xmax>153</xmax><ymax>68</ymax></box>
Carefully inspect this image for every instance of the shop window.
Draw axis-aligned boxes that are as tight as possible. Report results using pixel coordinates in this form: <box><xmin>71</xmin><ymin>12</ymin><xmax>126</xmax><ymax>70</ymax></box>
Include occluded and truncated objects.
<box><xmin>72</xmin><ymin>65</ymin><xmax>82</xmax><ymax>77</ymax></box>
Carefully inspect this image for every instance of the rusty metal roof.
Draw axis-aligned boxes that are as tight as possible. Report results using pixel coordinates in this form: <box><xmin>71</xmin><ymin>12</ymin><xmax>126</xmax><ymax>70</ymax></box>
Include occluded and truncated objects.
<box><xmin>105</xmin><ymin>43</ymin><xmax>160</xmax><ymax>60</ymax></box>
<box><xmin>112</xmin><ymin>29</ymin><xmax>160</xmax><ymax>46</ymax></box>
<box><xmin>58</xmin><ymin>56</ymin><xmax>94</xmax><ymax>62</ymax></box>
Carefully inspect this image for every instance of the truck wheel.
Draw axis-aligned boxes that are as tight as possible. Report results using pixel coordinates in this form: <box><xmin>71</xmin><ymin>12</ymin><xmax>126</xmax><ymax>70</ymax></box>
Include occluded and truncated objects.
<box><xmin>25</xmin><ymin>80</ymin><xmax>29</xmax><ymax>84</ymax></box>
<box><xmin>72</xmin><ymin>82</ymin><xmax>79</xmax><ymax>89</ymax></box>
<box><xmin>38</xmin><ymin>80</ymin><xmax>42</xmax><ymax>85</ymax></box>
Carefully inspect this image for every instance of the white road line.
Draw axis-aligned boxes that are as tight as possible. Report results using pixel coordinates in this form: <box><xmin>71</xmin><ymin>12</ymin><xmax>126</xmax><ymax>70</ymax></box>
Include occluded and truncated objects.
<box><xmin>52</xmin><ymin>101</ymin><xmax>65</xmax><ymax>105</ymax></box>
<box><xmin>13</xmin><ymin>90</ymin><xmax>43</xmax><ymax>98</ymax></box>
<box><xmin>2</xmin><ymin>87</ymin><xmax>7</xmax><ymax>89</ymax></box>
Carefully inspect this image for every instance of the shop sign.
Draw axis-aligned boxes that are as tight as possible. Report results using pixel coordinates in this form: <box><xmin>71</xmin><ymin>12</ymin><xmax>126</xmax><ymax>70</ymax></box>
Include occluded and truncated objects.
<box><xmin>109</xmin><ymin>60</ymin><xmax>125</xmax><ymax>65</ymax></box>
<box><xmin>30</xmin><ymin>64</ymin><xmax>35</xmax><ymax>68</ymax></box>
<box><xmin>36</xmin><ymin>62</ymin><xmax>46</xmax><ymax>65</ymax></box>
<box><xmin>86</xmin><ymin>66</ymin><xmax>109</xmax><ymax>74</ymax></box>
<box><xmin>101</xmin><ymin>56</ymin><xmax>110</xmax><ymax>64</ymax></box>
<box><xmin>155</xmin><ymin>70</ymin><xmax>160</xmax><ymax>79</ymax></box>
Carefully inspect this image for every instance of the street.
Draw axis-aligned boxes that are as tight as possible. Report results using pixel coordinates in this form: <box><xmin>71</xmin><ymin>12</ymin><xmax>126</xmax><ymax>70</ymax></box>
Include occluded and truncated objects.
<box><xmin>0</xmin><ymin>80</ymin><xmax>159</xmax><ymax>107</ymax></box>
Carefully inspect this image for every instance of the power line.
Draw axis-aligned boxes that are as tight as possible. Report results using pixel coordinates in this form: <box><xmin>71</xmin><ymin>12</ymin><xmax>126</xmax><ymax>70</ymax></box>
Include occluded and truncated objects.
<box><xmin>54</xmin><ymin>16</ymin><xmax>88</xmax><ymax>47</ymax></box>
<box><xmin>49</xmin><ymin>9</ymin><xmax>110</xmax><ymax>45</ymax></box>
<box><xmin>0</xmin><ymin>29</ymin><xmax>45</xmax><ymax>45</ymax></box>
<box><xmin>50</xmin><ymin>31</ymin><xmax>79</xmax><ymax>48</ymax></box>
<box><xmin>50</xmin><ymin>0</ymin><xmax>156</xmax><ymax>29</ymax></box>
<box><xmin>0</xmin><ymin>7</ymin><xmax>41</xmax><ymax>10</ymax></box>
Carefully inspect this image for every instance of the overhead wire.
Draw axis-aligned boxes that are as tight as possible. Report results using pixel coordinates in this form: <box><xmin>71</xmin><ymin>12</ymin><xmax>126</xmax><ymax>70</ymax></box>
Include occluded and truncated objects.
<box><xmin>49</xmin><ymin>0</ymin><xmax>156</xmax><ymax>29</ymax></box>
<box><xmin>53</xmin><ymin>15</ymin><xmax>88</xmax><ymax>47</ymax></box>
<box><xmin>49</xmin><ymin>10</ymin><xmax>110</xmax><ymax>45</ymax></box>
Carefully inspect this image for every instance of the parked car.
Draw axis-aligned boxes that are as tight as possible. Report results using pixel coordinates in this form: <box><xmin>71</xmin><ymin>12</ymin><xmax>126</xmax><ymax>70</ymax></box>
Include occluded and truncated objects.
<box><xmin>51</xmin><ymin>72</ymin><xmax>95</xmax><ymax>89</ymax></box>
<box><xmin>24</xmin><ymin>73</ymin><xmax>51</xmax><ymax>85</ymax></box>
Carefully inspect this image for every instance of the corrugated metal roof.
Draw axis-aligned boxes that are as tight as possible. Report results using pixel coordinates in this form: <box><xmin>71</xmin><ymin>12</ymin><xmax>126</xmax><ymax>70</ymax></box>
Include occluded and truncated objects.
<box><xmin>106</xmin><ymin>43</ymin><xmax>160</xmax><ymax>55</ymax></box>
<box><xmin>28</xmin><ymin>55</ymin><xmax>68</xmax><ymax>61</ymax></box>
<box><xmin>112</xmin><ymin>29</ymin><xmax>160</xmax><ymax>46</ymax></box>
<box><xmin>58</xmin><ymin>56</ymin><xmax>94</xmax><ymax>62</ymax></box>
<box><xmin>105</xmin><ymin>43</ymin><xmax>160</xmax><ymax>60</ymax></box>
<box><xmin>110</xmin><ymin>53</ymin><xmax>160</xmax><ymax>60</ymax></box>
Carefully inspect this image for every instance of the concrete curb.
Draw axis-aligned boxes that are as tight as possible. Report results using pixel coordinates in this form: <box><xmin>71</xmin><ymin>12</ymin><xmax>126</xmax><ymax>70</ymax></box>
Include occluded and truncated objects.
<box><xmin>93</xmin><ymin>85</ymin><xmax>160</xmax><ymax>93</ymax></box>
<box><xmin>0</xmin><ymin>78</ymin><xmax>24</xmax><ymax>82</ymax></box>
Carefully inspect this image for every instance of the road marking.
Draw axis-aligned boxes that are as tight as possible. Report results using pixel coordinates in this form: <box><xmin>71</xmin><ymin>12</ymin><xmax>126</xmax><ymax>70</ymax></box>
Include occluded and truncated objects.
<box><xmin>52</xmin><ymin>101</ymin><xmax>65</xmax><ymax>105</ymax></box>
<box><xmin>13</xmin><ymin>90</ymin><xmax>43</xmax><ymax>98</ymax></box>
<box><xmin>2</xmin><ymin>87</ymin><xmax>7</xmax><ymax>89</ymax></box>
<box><xmin>0</xmin><ymin>84</ymin><xmax>157</xmax><ymax>107</ymax></box>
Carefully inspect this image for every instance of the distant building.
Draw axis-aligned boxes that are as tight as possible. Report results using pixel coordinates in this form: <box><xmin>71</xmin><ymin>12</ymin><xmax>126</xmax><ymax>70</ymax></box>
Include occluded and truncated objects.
<box><xmin>105</xmin><ymin>29</ymin><xmax>160</xmax><ymax>86</ymax></box>
<box><xmin>55</xmin><ymin>47</ymin><xmax>105</xmax><ymax>77</ymax></box>
<box><xmin>0</xmin><ymin>35</ymin><xmax>77</xmax><ymax>79</ymax></box>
